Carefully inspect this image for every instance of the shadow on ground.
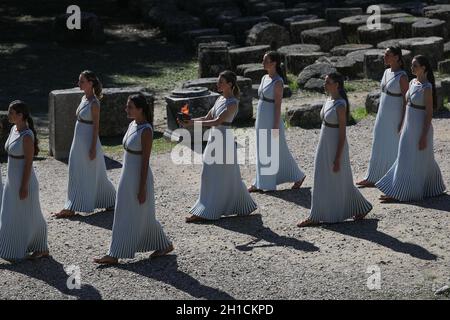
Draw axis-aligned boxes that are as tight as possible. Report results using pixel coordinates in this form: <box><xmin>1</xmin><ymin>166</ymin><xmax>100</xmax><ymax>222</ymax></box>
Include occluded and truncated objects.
<box><xmin>263</xmin><ymin>187</ymin><xmax>312</xmax><ymax>209</ymax></box>
<box><xmin>99</xmin><ymin>254</ymin><xmax>235</xmax><ymax>299</ymax></box>
<box><xmin>322</xmin><ymin>218</ymin><xmax>438</xmax><ymax>261</ymax></box>
<box><xmin>200</xmin><ymin>214</ymin><xmax>319</xmax><ymax>252</ymax></box>
<box><xmin>0</xmin><ymin>256</ymin><xmax>102</xmax><ymax>299</ymax></box>
<box><xmin>67</xmin><ymin>209</ymin><xmax>114</xmax><ymax>230</ymax></box>
<box><xmin>407</xmin><ymin>193</ymin><xmax>450</xmax><ymax>213</ymax></box>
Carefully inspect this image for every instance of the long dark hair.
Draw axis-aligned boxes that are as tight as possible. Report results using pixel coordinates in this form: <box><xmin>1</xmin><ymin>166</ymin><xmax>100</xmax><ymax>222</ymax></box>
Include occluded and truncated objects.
<box><xmin>387</xmin><ymin>46</ymin><xmax>405</xmax><ymax>70</ymax></box>
<box><xmin>9</xmin><ymin>100</ymin><xmax>40</xmax><ymax>156</ymax></box>
<box><xmin>265</xmin><ymin>51</ymin><xmax>287</xmax><ymax>83</ymax></box>
<box><xmin>414</xmin><ymin>55</ymin><xmax>437</xmax><ymax>110</ymax></box>
<box><xmin>219</xmin><ymin>70</ymin><xmax>240</xmax><ymax>98</ymax></box>
<box><xmin>81</xmin><ymin>70</ymin><xmax>103</xmax><ymax>99</ymax></box>
<box><xmin>129</xmin><ymin>93</ymin><xmax>153</xmax><ymax>127</ymax></box>
<box><xmin>327</xmin><ymin>72</ymin><xmax>350</xmax><ymax>122</ymax></box>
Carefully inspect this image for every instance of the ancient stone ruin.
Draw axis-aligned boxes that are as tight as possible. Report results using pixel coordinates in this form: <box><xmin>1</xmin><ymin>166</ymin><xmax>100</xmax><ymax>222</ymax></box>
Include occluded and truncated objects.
<box><xmin>44</xmin><ymin>0</ymin><xmax>450</xmax><ymax>144</ymax></box>
<box><xmin>123</xmin><ymin>1</ymin><xmax>450</xmax><ymax>128</ymax></box>
<box><xmin>49</xmin><ymin>87</ymin><xmax>154</xmax><ymax>160</ymax></box>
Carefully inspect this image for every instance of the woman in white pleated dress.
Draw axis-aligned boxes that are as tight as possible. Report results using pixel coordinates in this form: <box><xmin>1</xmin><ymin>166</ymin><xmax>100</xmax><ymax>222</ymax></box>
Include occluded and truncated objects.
<box><xmin>248</xmin><ymin>51</ymin><xmax>306</xmax><ymax>193</ymax></box>
<box><xmin>357</xmin><ymin>47</ymin><xmax>409</xmax><ymax>187</ymax></box>
<box><xmin>377</xmin><ymin>55</ymin><xmax>446</xmax><ymax>202</ymax></box>
<box><xmin>180</xmin><ymin>70</ymin><xmax>257</xmax><ymax>223</ymax></box>
<box><xmin>0</xmin><ymin>168</ymin><xmax>3</xmax><ymax>206</ymax></box>
<box><xmin>94</xmin><ymin>94</ymin><xmax>173</xmax><ymax>265</ymax></box>
<box><xmin>53</xmin><ymin>70</ymin><xmax>116</xmax><ymax>218</ymax></box>
<box><xmin>0</xmin><ymin>100</ymin><xmax>49</xmax><ymax>261</ymax></box>
<box><xmin>298</xmin><ymin>73</ymin><xmax>372</xmax><ymax>227</ymax></box>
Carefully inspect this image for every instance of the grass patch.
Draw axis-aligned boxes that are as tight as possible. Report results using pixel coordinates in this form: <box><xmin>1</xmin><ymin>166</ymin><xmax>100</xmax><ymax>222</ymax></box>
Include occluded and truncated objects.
<box><xmin>346</xmin><ymin>79</ymin><xmax>379</xmax><ymax>92</ymax></box>
<box><xmin>152</xmin><ymin>135</ymin><xmax>178</xmax><ymax>154</ymax></box>
<box><xmin>282</xmin><ymin>111</ymin><xmax>290</xmax><ymax>129</ymax></box>
<box><xmin>33</xmin><ymin>133</ymin><xmax>177</xmax><ymax>158</ymax></box>
<box><xmin>443</xmin><ymin>96</ymin><xmax>450</xmax><ymax>112</ymax></box>
<box><xmin>101</xmin><ymin>131</ymin><xmax>177</xmax><ymax>156</ymax></box>
<box><xmin>287</xmin><ymin>73</ymin><xmax>299</xmax><ymax>92</ymax></box>
<box><xmin>350</xmin><ymin>106</ymin><xmax>369</xmax><ymax>124</ymax></box>
<box><xmin>110</xmin><ymin>60</ymin><xmax>198</xmax><ymax>91</ymax></box>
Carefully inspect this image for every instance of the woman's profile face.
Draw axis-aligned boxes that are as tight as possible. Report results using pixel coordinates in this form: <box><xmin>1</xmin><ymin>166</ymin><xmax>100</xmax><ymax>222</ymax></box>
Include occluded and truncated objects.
<box><xmin>78</xmin><ymin>74</ymin><xmax>92</xmax><ymax>91</ymax></box>
<box><xmin>216</xmin><ymin>76</ymin><xmax>230</xmax><ymax>93</ymax></box>
<box><xmin>8</xmin><ymin>107</ymin><xmax>21</xmax><ymax>124</ymax></box>
<box><xmin>262</xmin><ymin>54</ymin><xmax>274</xmax><ymax>71</ymax></box>
<box><xmin>324</xmin><ymin>75</ymin><xmax>337</xmax><ymax>94</ymax></box>
<box><xmin>411</xmin><ymin>59</ymin><xmax>424</xmax><ymax>76</ymax></box>
<box><xmin>384</xmin><ymin>48</ymin><xmax>395</xmax><ymax>66</ymax></box>
<box><xmin>125</xmin><ymin>99</ymin><xmax>138</xmax><ymax>119</ymax></box>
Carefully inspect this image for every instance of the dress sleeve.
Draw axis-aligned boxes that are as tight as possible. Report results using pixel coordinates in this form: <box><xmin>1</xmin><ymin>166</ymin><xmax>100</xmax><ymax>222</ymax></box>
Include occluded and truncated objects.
<box><xmin>335</xmin><ymin>99</ymin><xmax>347</xmax><ymax>109</ymax></box>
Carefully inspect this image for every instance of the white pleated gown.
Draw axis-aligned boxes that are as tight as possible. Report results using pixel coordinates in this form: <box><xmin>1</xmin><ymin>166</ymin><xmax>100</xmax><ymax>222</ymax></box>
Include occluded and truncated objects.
<box><xmin>108</xmin><ymin>121</ymin><xmax>172</xmax><ymax>259</ymax></box>
<box><xmin>0</xmin><ymin>127</ymin><xmax>48</xmax><ymax>260</ymax></box>
<box><xmin>64</xmin><ymin>96</ymin><xmax>116</xmax><ymax>213</ymax></box>
<box><xmin>190</xmin><ymin>96</ymin><xmax>258</xmax><ymax>220</ymax></box>
<box><xmin>0</xmin><ymin>168</ymin><xmax>3</xmax><ymax>207</ymax></box>
<box><xmin>364</xmin><ymin>69</ymin><xmax>407</xmax><ymax>183</ymax></box>
<box><xmin>254</xmin><ymin>75</ymin><xmax>305</xmax><ymax>191</ymax></box>
<box><xmin>376</xmin><ymin>80</ymin><xmax>446</xmax><ymax>201</ymax></box>
<box><xmin>309</xmin><ymin>99</ymin><xmax>373</xmax><ymax>223</ymax></box>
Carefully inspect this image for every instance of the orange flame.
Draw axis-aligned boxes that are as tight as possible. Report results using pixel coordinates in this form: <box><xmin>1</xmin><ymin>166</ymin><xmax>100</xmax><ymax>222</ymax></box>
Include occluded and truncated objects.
<box><xmin>181</xmin><ymin>103</ymin><xmax>189</xmax><ymax>114</ymax></box>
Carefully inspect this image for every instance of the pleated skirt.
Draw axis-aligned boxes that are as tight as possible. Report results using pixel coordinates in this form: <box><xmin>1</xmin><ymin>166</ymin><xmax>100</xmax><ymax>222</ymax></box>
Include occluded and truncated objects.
<box><xmin>309</xmin><ymin>125</ymin><xmax>373</xmax><ymax>223</ymax></box>
<box><xmin>108</xmin><ymin>152</ymin><xmax>172</xmax><ymax>259</ymax></box>
<box><xmin>64</xmin><ymin>121</ymin><xmax>116</xmax><ymax>213</ymax></box>
<box><xmin>0</xmin><ymin>175</ymin><xmax>3</xmax><ymax>208</ymax></box>
<box><xmin>364</xmin><ymin>93</ymin><xmax>403</xmax><ymax>183</ymax></box>
<box><xmin>190</xmin><ymin>126</ymin><xmax>257</xmax><ymax>220</ymax></box>
<box><xmin>0</xmin><ymin>159</ymin><xmax>48</xmax><ymax>260</ymax></box>
<box><xmin>376</xmin><ymin>107</ymin><xmax>446</xmax><ymax>201</ymax></box>
<box><xmin>253</xmin><ymin>100</ymin><xmax>305</xmax><ymax>191</ymax></box>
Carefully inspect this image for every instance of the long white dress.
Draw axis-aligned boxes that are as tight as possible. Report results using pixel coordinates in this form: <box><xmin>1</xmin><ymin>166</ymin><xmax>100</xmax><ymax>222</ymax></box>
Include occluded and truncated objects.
<box><xmin>108</xmin><ymin>121</ymin><xmax>172</xmax><ymax>259</ymax></box>
<box><xmin>376</xmin><ymin>80</ymin><xmax>446</xmax><ymax>201</ymax></box>
<box><xmin>0</xmin><ymin>126</ymin><xmax>48</xmax><ymax>260</ymax></box>
<box><xmin>308</xmin><ymin>99</ymin><xmax>373</xmax><ymax>223</ymax></box>
<box><xmin>190</xmin><ymin>96</ymin><xmax>258</xmax><ymax>220</ymax></box>
<box><xmin>63</xmin><ymin>96</ymin><xmax>116</xmax><ymax>213</ymax></box>
<box><xmin>0</xmin><ymin>167</ymin><xmax>3</xmax><ymax>206</ymax></box>
<box><xmin>364</xmin><ymin>68</ymin><xmax>407</xmax><ymax>183</ymax></box>
<box><xmin>253</xmin><ymin>74</ymin><xmax>305</xmax><ymax>191</ymax></box>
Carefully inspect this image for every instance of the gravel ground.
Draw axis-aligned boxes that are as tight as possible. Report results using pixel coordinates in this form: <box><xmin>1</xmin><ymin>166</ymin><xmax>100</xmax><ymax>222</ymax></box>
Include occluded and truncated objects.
<box><xmin>1</xmin><ymin>95</ymin><xmax>449</xmax><ymax>300</ymax></box>
<box><xmin>2</xmin><ymin>0</ymin><xmax>448</xmax><ymax>301</ymax></box>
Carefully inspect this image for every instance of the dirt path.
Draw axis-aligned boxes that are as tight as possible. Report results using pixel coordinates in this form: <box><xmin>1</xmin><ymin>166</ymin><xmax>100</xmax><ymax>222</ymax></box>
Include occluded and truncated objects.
<box><xmin>0</xmin><ymin>111</ymin><xmax>449</xmax><ymax>300</ymax></box>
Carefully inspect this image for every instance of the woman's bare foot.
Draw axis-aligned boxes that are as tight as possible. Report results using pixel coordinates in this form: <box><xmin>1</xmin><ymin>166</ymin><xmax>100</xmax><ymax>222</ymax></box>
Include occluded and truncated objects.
<box><xmin>353</xmin><ymin>212</ymin><xmax>369</xmax><ymax>221</ymax></box>
<box><xmin>52</xmin><ymin>209</ymin><xmax>76</xmax><ymax>219</ymax></box>
<box><xmin>93</xmin><ymin>255</ymin><xmax>118</xmax><ymax>265</ymax></box>
<box><xmin>380</xmin><ymin>196</ymin><xmax>399</xmax><ymax>203</ymax></box>
<box><xmin>356</xmin><ymin>179</ymin><xmax>375</xmax><ymax>188</ymax></box>
<box><xmin>297</xmin><ymin>218</ymin><xmax>318</xmax><ymax>228</ymax></box>
<box><xmin>185</xmin><ymin>215</ymin><xmax>206</xmax><ymax>223</ymax></box>
<box><xmin>150</xmin><ymin>244</ymin><xmax>174</xmax><ymax>259</ymax></box>
<box><xmin>26</xmin><ymin>251</ymin><xmax>50</xmax><ymax>260</ymax></box>
<box><xmin>292</xmin><ymin>176</ymin><xmax>306</xmax><ymax>189</ymax></box>
<box><xmin>247</xmin><ymin>185</ymin><xmax>262</xmax><ymax>193</ymax></box>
